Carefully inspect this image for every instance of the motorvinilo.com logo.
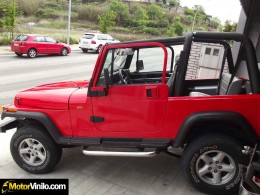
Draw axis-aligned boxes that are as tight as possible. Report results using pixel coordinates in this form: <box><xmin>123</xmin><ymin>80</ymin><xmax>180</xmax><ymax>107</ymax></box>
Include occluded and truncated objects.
<box><xmin>0</xmin><ymin>179</ymin><xmax>68</xmax><ymax>194</ymax></box>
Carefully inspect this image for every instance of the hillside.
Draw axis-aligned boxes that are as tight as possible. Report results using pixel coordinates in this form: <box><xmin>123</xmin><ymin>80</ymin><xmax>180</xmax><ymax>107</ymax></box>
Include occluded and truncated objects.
<box><xmin>0</xmin><ymin>0</ymin><xmax>223</xmax><ymax>45</ymax></box>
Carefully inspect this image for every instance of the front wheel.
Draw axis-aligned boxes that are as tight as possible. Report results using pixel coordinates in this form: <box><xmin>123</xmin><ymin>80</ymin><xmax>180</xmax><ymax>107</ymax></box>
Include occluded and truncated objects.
<box><xmin>10</xmin><ymin>126</ymin><xmax>62</xmax><ymax>174</ymax></box>
<box><xmin>181</xmin><ymin>134</ymin><xmax>245</xmax><ymax>195</ymax></box>
<box><xmin>60</xmin><ymin>48</ymin><xmax>68</xmax><ymax>56</ymax></box>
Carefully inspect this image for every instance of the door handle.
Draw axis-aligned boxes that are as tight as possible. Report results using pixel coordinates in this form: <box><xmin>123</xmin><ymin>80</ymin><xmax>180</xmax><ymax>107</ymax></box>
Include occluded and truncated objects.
<box><xmin>146</xmin><ymin>86</ymin><xmax>158</xmax><ymax>98</ymax></box>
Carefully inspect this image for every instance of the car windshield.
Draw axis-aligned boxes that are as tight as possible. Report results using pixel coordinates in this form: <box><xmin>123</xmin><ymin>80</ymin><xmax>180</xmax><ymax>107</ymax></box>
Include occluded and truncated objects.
<box><xmin>82</xmin><ymin>34</ymin><xmax>95</xmax><ymax>39</ymax></box>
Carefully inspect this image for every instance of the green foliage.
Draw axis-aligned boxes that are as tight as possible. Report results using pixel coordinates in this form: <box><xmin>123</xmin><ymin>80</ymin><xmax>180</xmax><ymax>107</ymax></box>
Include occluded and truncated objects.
<box><xmin>17</xmin><ymin>0</ymin><xmax>43</xmax><ymax>16</ymax></box>
<box><xmin>169</xmin><ymin>0</ymin><xmax>180</xmax><ymax>7</ymax></box>
<box><xmin>98</xmin><ymin>10</ymin><xmax>116</xmax><ymax>33</ymax></box>
<box><xmin>223</xmin><ymin>20</ymin><xmax>237</xmax><ymax>32</ymax></box>
<box><xmin>147</xmin><ymin>4</ymin><xmax>165</xmax><ymax>20</ymax></box>
<box><xmin>58</xmin><ymin>36</ymin><xmax>78</xmax><ymax>44</ymax></box>
<box><xmin>208</xmin><ymin>17</ymin><xmax>221</xmax><ymax>30</ymax></box>
<box><xmin>109</xmin><ymin>0</ymin><xmax>130</xmax><ymax>26</ymax></box>
<box><xmin>0</xmin><ymin>33</ymin><xmax>12</xmax><ymax>45</ymax></box>
<box><xmin>181</xmin><ymin>15</ymin><xmax>193</xmax><ymax>26</ymax></box>
<box><xmin>184</xmin><ymin>7</ymin><xmax>195</xmax><ymax>16</ymax></box>
<box><xmin>0</xmin><ymin>0</ymin><xmax>17</xmax><ymax>38</ymax></box>
<box><xmin>144</xmin><ymin>27</ymin><xmax>167</xmax><ymax>36</ymax></box>
<box><xmin>36</xmin><ymin>8</ymin><xmax>78</xmax><ymax>20</ymax></box>
<box><xmin>147</xmin><ymin>19</ymin><xmax>169</xmax><ymax>28</ymax></box>
<box><xmin>167</xmin><ymin>17</ymin><xmax>183</xmax><ymax>36</ymax></box>
<box><xmin>77</xmin><ymin>4</ymin><xmax>105</xmax><ymax>22</ymax></box>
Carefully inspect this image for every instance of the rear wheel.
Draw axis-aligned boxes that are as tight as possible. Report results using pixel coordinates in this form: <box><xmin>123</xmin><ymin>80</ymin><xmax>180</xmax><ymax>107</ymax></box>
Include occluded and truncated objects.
<box><xmin>181</xmin><ymin>134</ymin><xmax>245</xmax><ymax>195</ymax></box>
<box><xmin>27</xmin><ymin>49</ymin><xmax>37</xmax><ymax>58</ymax></box>
<box><xmin>15</xmin><ymin>52</ymin><xmax>22</xmax><ymax>56</ymax></box>
<box><xmin>10</xmin><ymin>126</ymin><xmax>62</xmax><ymax>174</ymax></box>
<box><xmin>97</xmin><ymin>45</ymin><xmax>102</xmax><ymax>54</ymax></box>
<box><xmin>61</xmin><ymin>48</ymin><xmax>68</xmax><ymax>56</ymax></box>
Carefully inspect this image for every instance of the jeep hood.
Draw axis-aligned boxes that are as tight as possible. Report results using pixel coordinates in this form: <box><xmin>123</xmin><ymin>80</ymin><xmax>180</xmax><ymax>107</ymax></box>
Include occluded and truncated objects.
<box><xmin>15</xmin><ymin>81</ymin><xmax>89</xmax><ymax>110</ymax></box>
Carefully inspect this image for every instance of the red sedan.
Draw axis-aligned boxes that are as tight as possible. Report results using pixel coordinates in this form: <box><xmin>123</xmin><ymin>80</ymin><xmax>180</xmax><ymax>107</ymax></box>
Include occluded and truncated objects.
<box><xmin>11</xmin><ymin>34</ymin><xmax>71</xmax><ymax>58</ymax></box>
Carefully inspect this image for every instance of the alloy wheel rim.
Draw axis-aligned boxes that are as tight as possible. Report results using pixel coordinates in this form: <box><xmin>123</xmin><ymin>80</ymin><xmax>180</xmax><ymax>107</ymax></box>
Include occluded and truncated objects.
<box><xmin>195</xmin><ymin>150</ymin><xmax>236</xmax><ymax>185</ymax></box>
<box><xmin>29</xmin><ymin>50</ymin><xmax>36</xmax><ymax>57</ymax></box>
<box><xmin>18</xmin><ymin>138</ymin><xmax>46</xmax><ymax>166</ymax></box>
<box><xmin>62</xmin><ymin>49</ymin><xmax>67</xmax><ymax>55</ymax></box>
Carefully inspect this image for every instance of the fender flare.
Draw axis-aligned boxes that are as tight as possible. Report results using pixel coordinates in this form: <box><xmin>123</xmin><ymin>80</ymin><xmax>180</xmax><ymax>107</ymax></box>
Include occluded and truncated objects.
<box><xmin>173</xmin><ymin>111</ymin><xmax>257</xmax><ymax>147</ymax></box>
<box><xmin>1</xmin><ymin>111</ymin><xmax>70</xmax><ymax>144</ymax></box>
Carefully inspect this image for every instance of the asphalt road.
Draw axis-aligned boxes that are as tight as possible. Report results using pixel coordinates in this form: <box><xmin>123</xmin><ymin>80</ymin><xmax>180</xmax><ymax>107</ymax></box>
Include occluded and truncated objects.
<box><xmin>0</xmin><ymin>50</ymin><xmax>97</xmax><ymax>105</ymax></box>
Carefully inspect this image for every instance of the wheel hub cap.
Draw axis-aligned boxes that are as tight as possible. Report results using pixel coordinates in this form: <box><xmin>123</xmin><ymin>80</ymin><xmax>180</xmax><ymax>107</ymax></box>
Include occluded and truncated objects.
<box><xmin>195</xmin><ymin>150</ymin><xmax>236</xmax><ymax>185</ymax></box>
<box><xmin>18</xmin><ymin>138</ymin><xmax>46</xmax><ymax>166</ymax></box>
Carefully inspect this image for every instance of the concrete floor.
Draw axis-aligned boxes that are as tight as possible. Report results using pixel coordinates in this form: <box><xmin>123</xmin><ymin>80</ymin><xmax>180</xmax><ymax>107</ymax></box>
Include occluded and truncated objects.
<box><xmin>0</xmin><ymin>130</ymin><xmax>203</xmax><ymax>195</ymax></box>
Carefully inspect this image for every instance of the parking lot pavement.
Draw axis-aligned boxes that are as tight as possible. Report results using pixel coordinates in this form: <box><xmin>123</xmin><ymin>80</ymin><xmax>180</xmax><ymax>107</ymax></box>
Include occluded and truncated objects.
<box><xmin>0</xmin><ymin>130</ymin><xmax>202</xmax><ymax>195</ymax></box>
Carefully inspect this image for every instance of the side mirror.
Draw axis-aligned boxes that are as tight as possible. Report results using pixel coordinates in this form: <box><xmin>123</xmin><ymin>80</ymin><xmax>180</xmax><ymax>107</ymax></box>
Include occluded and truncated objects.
<box><xmin>56</xmin><ymin>40</ymin><xmax>59</xmax><ymax>43</ymax></box>
<box><xmin>136</xmin><ymin>60</ymin><xmax>144</xmax><ymax>72</ymax></box>
<box><xmin>104</xmin><ymin>68</ymin><xmax>110</xmax><ymax>87</ymax></box>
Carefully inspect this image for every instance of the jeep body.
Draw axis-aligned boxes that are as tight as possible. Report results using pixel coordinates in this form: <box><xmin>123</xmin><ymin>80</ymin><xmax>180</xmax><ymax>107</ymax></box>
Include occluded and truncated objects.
<box><xmin>1</xmin><ymin>32</ymin><xmax>260</xmax><ymax>195</ymax></box>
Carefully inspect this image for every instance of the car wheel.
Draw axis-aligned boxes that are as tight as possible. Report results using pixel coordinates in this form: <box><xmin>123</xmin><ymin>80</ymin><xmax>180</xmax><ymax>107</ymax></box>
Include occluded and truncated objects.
<box><xmin>15</xmin><ymin>52</ymin><xmax>22</xmax><ymax>57</ymax></box>
<box><xmin>61</xmin><ymin>48</ymin><xmax>68</xmax><ymax>56</ymax></box>
<box><xmin>10</xmin><ymin>126</ymin><xmax>62</xmax><ymax>174</ymax></box>
<box><xmin>97</xmin><ymin>45</ymin><xmax>102</xmax><ymax>54</ymax></box>
<box><xmin>82</xmin><ymin>49</ymin><xmax>88</xmax><ymax>53</ymax></box>
<box><xmin>27</xmin><ymin>49</ymin><xmax>37</xmax><ymax>58</ymax></box>
<box><xmin>181</xmin><ymin>134</ymin><xmax>245</xmax><ymax>195</ymax></box>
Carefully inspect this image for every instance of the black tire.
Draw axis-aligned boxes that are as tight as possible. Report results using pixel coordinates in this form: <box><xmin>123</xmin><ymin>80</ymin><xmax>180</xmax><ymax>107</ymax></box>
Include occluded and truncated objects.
<box><xmin>27</xmin><ymin>48</ymin><xmax>37</xmax><ymax>58</ymax></box>
<box><xmin>181</xmin><ymin>134</ymin><xmax>245</xmax><ymax>195</ymax></box>
<box><xmin>60</xmin><ymin>48</ymin><xmax>68</xmax><ymax>56</ymax></box>
<box><xmin>10</xmin><ymin>126</ymin><xmax>62</xmax><ymax>174</ymax></box>
<box><xmin>15</xmin><ymin>52</ymin><xmax>22</xmax><ymax>56</ymax></box>
<box><xmin>82</xmin><ymin>48</ymin><xmax>88</xmax><ymax>53</ymax></box>
<box><xmin>97</xmin><ymin>45</ymin><xmax>102</xmax><ymax>54</ymax></box>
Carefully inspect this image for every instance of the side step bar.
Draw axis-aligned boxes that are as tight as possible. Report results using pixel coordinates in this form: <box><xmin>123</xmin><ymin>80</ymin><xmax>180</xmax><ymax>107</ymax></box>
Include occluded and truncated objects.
<box><xmin>83</xmin><ymin>149</ymin><xmax>159</xmax><ymax>158</ymax></box>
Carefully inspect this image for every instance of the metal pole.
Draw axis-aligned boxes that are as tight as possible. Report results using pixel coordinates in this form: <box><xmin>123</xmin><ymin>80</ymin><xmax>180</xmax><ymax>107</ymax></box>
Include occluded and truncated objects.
<box><xmin>67</xmin><ymin>0</ymin><xmax>72</xmax><ymax>45</ymax></box>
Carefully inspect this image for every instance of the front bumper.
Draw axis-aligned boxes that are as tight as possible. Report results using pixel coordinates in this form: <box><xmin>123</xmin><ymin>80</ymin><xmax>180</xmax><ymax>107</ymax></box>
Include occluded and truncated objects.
<box><xmin>0</xmin><ymin>115</ymin><xmax>17</xmax><ymax>132</ymax></box>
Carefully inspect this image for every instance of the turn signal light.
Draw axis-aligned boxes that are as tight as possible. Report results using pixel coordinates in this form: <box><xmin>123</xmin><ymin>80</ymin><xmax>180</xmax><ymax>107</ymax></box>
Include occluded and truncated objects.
<box><xmin>0</xmin><ymin>106</ymin><xmax>18</xmax><ymax>112</ymax></box>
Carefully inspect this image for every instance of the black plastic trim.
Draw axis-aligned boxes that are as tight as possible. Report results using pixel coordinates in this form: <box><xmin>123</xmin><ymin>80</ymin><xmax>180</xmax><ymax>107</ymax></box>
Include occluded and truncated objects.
<box><xmin>174</xmin><ymin>111</ymin><xmax>257</xmax><ymax>147</ymax></box>
<box><xmin>0</xmin><ymin>118</ymin><xmax>17</xmax><ymax>132</ymax></box>
<box><xmin>90</xmin><ymin>116</ymin><xmax>104</xmax><ymax>123</ymax></box>
<box><xmin>87</xmin><ymin>88</ymin><xmax>107</xmax><ymax>97</ymax></box>
<box><xmin>1</xmin><ymin>111</ymin><xmax>68</xmax><ymax>144</ymax></box>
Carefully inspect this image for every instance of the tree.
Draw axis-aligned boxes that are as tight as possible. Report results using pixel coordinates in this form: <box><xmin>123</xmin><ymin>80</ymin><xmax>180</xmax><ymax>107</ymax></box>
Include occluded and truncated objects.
<box><xmin>0</xmin><ymin>0</ymin><xmax>17</xmax><ymax>39</ymax></box>
<box><xmin>169</xmin><ymin>0</ymin><xmax>180</xmax><ymax>7</ymax></box>
<box><xmin>147</xmin><ymin>4</ymin><xmax>165</xmax><ymax>20</ymax></box>
<box><xmin>109</xmin><ymin>0</ymin><xmax>129</xmax><ymax>26</ymax></box>
<box><xmin>167</xmin><ymin>17</ymin><xmax>183</xmax><ymax>36</ymax></box>
<box><xmin>98</xmin><ymin>10</ymin><xmax>116</xmax><ymax>33</ymax></box>
<box><xmin>223</xmin><ymin>20</ymin><xmax>237</xmax><ymax>32</ymax></box>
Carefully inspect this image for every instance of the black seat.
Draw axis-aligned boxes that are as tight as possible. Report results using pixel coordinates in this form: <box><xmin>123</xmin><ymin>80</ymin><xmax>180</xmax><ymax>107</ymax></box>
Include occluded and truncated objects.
<box><xmin>167</xmin><ymin>73</ymin><xmax>175</xmax><ymax>96</ymax></box>
<box><xmin>218</xmin><ymin>73</ymin><xmax>243</xmax><ymax>95</ymax></box>
<box><xmin>190</xmin><ymin>73</ymin><xmax>243</xmax><ymax>96</ymax></box>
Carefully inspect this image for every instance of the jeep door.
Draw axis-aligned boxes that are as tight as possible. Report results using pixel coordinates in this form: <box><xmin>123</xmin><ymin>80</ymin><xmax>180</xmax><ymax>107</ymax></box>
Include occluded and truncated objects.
<box><xmin>90</xmin><ymin>43</ymin><xmax>168</xmax><ymax>136</ymax></box>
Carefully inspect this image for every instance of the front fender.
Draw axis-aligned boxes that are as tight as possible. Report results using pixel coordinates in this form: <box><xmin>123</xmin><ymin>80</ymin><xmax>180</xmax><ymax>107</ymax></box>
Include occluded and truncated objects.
<box><xmin>1</xmin><ymin>111</ymin><xmax>70</xmax><ymax>145</ymax></box>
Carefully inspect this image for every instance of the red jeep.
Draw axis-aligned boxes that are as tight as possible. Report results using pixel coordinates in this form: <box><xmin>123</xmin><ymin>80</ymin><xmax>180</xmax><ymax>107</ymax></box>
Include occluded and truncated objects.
<box><xmin>1</xmin><ymin>32</ymin><xmax>260</xmax><ymax>195</ymax></box>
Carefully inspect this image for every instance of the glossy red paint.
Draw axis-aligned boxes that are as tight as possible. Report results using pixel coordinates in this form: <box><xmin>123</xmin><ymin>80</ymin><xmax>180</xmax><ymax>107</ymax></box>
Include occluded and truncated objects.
<box><xmin>5</xmin><ymin>35</ymin><xmax>260</xmax><ymax>141</ymax></box>
<box><xmin>11</xmin><ymin>34</ymin><xmax>71</xmax><ymax>56</ymax></box>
